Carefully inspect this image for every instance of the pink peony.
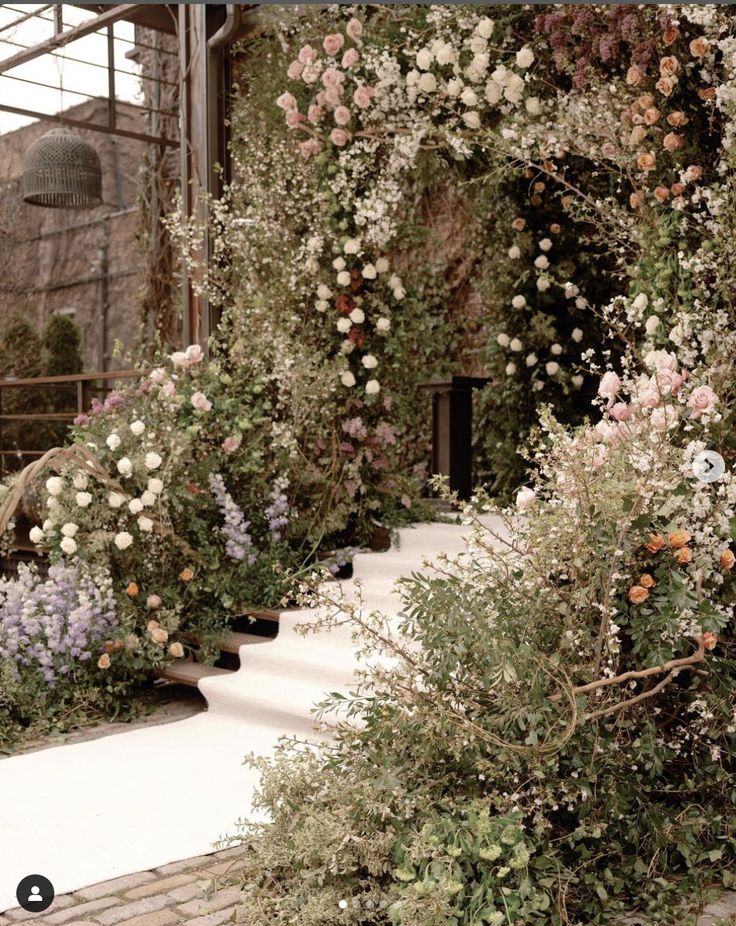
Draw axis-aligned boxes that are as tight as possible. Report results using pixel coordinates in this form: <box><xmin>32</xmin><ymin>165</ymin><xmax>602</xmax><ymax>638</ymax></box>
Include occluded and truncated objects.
<box><xmin>342</xmin><ymin>48</ymin><xmax>359</xmax><ymax>68</ymax></box>
<box><xmin>598</xmin><ymin>371</ymin><xmax>621</xmax><ymax>402</ymax></box>
<box><xmin>321</xmin><ymin>67</ymin><xmax>344</xmax><ymax>88</ymax></box>
<box><xmin>299</xmin><ymin>138</ymin><xmax>320</xmax><ymax>159</ymax></box>
<box><xmin>276</xmin><ymin>91</ymin><xmax>297</xmax><ymax>111</ymax></box>
<box><xmin>307</xmin><ymin>104</ymin><xmax>323</xmax><ymax>124</ymax></box>
<box><xmin>323</xmin><ymin>33</ymin><xmax>345</xmax><ymax>57</ymax></box>
<box><xmin>297</xmin><ymin>44</ymin><xmax>317</xmax><ymax>65</ymax></box>
<box><xmin>287</xmin><ymin>59</ymin><xmax>304</xmax><ymax>80</ymax></box>
<box><xmin>334</xmin><ymin>105</ymin><xmax>351</xmax><ymax>126</ymax></box>
<box><xmin>346</xmin><ymin>18</ymin><xmax>363</xmax><ymax>41</ymax></box>
<box><xmin>688</xmin><ymin>384</ymin><xmax>718</xmax><ymax>419</ymax></box>
<box><xmin>353</xmin><ymin>85</ymin><xmax>374</xmax><ymax>109</ymax></box>
<box><xmin>191</xmin><ymin>391</ymin><xmax>212</xmax><ymax>412</ymax></box>
<box><xmin>222</xmin><ymin>435</ymin><xmax>242</xmax><ymax>453</ymax></box>
<box><xmin>330</xmin><ymin>127</ymin><xmax>352</xmax><ymax>146</ymax></box>
<box><xmin>610</xmin><ymin>402</ymin><xmax>631</xmax><ymax>422</ymax></box>
<box><xmin>324</xmin><ymin>85</ymin><xmax>343</xmax><ymax>106</ymax></box>
<box><xmin>285</xmin><ymin>109</ymin><xmax>304</xmax><ymax>127</ymax></box>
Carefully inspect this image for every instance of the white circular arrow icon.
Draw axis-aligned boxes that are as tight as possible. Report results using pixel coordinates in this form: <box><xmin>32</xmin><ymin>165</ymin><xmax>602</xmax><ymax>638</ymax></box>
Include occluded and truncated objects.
<box><xmin>692</xmin><ymin>450</ymin><xmax>725</xmax><ymax>484</ymax></box>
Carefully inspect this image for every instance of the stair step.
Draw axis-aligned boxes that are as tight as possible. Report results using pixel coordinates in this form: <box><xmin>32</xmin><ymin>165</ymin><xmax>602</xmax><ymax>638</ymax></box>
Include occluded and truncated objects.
<box><xmin>155</xmin><ymin>660</ymin><xmax>233</xmax><ymax>688</ymax></box>
<box><xmin>242</xmin><ymin>608</ymin><xmax>281</xmax><ymax>623</ymax></box>
<box><xmin>219</xmin><ymin>631</ymin><xmax>272</xmax><ymax>654</ymax></box>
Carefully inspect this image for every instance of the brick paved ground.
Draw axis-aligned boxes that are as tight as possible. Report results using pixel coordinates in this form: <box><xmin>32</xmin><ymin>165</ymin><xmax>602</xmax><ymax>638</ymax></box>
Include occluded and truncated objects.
<box><xmin>0</xmin><ymin>847</ymin><xmax>246</xmax><ymax>926</ymax></box>
<box><xmin>2</xmin><ymin>847</ymin><xmax>735</xmax><ymax>925</ymax></box>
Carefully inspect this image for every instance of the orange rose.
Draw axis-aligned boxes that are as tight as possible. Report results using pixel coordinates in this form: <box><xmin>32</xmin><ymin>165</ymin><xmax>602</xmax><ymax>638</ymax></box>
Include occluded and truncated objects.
<box><xmin>654</xmin><ymin>186</ymin><xmax>670</xmax><ymax>202</ymax></box>
<box><xmin>663</xmin><ymin>27</ymin><xmax>679</xmax><ymax>46</ymax></box>
<box><xmin>180</xmin><ymin>567</ymin><xmax>194</xmax><ymax>583</ymax></box>
<box><xmin>637</xmin><ymin>152</ymin><xmax>657</xmax><ymax>172</ymax></box>
<box><xmin>126</xmin><ymin>581</ymin><xmax>139</xmax><ymax>598</ymax></box>
<box><xmin>719</xmin><ymin>550</ymin><xmax>735</xmax><ymax>570</ymax></box>
<box><xmin>637</xmin><ymin>93</ymin><xmax>655</xmax><ymax>110</ymax></box>
<box><xmin>659</xmin><ymin>56</ymin><xmax>680</xmax><ymax>77</ymax></box>
<box><xmin>671</xmin><ymin>183</ymin><xmax>685</xmax><ymax>196</ymax></box>
<box><xmin>98</xmin><ymin>653</ymin><xmax>111</xmax><ymax>669</ymax></box>
<box><xmin>511</xmin><ymin>218</ymin><xmax>526</xmax><ymax>232</ymax></box>
<box><xmin>656</xmin><ymin>76</ymin><xmax>676</xmax><ymax>97</ymax></box>
<box><xmin>698</xmin><ymin>87</ymin><xmax>716</xmax><ymax>101</ymax></box>
<box><xmin>690</xmin><ymin>37</ymin><xmax>709</xmax><ymax>58</ymax></box>
<box><xmin>626</xmin><ymin>65</ymin><xmax>643</xmax><ymax>86</ymax></box>
<box><xmin>668</xmin><ymin>529</ymin><xmax>691</xmax><ymax>549</ymax></box>
<box><xmin>112</xmin><ymin>640</ymin><xmax>125</xmax><ymax>652</ymax></box>
<box><xmin>639</xmin><ymin>574</ymin><xmax>656</xmax><ymax>589</ymax></box>
<box><xmin>685</xmin><ymin>164</ymin><xmax>703</xmax><ymax>181</ymax></box>
<box><xmin>667</xmin><ymin>111</ymin><xmax>689</xmax><ymax>127</ymax></box>
<box><xmin>644</xmin><ymin>107</ymin><xmax>661</xmax><ymax>125</ymax></box>
<box><xmin>629</xmin><ymin>585</ymin><xmax>649</xmax><ymax>605</ymax></box>
<box><xmin>630</xmin><ymin>191</ymin><xmax>645</xmax><ymax>210</ymax></box>
<box><xmin>645</xmin><ymin>533</ymin><xmax>665</xmax><ymax>553</ymax></box>
<box><xmin>663</xmin><ymin>131</ymin><xmax>684</xmax><ymax>152</ymax></box>
<box><xmin>675</xmin><ymin>547</ymin><xmax>693</xmax><ymax>565</ymax></box>
<box><xmin>702</xmin><ymin>631</ymin><xmax>717</xmax><ymax>650</ymax></box>
<box><xmin>103</xmin><ymin>640</ymin><xmax>115</xmax><ymax>654</ymax></box>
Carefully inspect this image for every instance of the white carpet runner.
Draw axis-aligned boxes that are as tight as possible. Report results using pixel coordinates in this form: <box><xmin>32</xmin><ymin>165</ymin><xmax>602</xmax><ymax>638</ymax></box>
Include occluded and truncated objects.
<box><xmin>0</xmin><ymin>519</ymin><xmax>485</xmax><ymax>911</ymax></box>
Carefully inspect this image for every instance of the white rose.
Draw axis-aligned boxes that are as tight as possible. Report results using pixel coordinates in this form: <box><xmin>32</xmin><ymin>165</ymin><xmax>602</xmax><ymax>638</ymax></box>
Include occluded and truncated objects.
<box><xmin>633</xmin><ymin>292</ymin><xmax>648</xmax><ymax>311</ymax></box>
<box><xmin>496</xmin><ymin>333</ymin><xmax>510</xmax><ymax>348</ymax></box>
<box><xmin>337</xmin><ymin>270</ymin><xmax>351</xmax><ymax>286</ymax></box>
<box><xmin>130</xmin><ymin>420</ymin><xmax>145</xmax><ymax>436</ymax></box>
<box><xmin>332</xmin><ymin>256</ymin><xmax>346</xmax><ymax>271</ymax></box>
<box><xmin>418</xmin><ymin>72</ymin><xmax>437</xmax><ymax>94</ymax></box>
<box><xmin>60</xmin><ymin>537</ymin><xmax>78</xmax><ymax>555</ymax></box>
<box><xmin>42</xmin><ymin>519</ymin><xmax>54</xmax><ymax>531</ymax></box>
<box><xmin>393</xmin><ymin>286</ymin><xmax>406</xmax><ymax>300</ymax></box>
<box><xmin>75</xmin><ymin>492</ymin><xmax>92</xmax><ymax>508</ymax></box>
<box><xmin>129</xmin><ymin>498</ymin><xmax>144</xmax><ymax>514</ymax></box>
<box><xmin>476</xmin><ymin>17</ymin><xmax>494</xmax><ymax>39</ymax></box>
<box><xmin>460</xmin><ymin>87</ymin><xmax>478</xmax><ymax>106</ymax></box>
<box><xmin>108</xmin><ymin>492</ymin><xmax>125</xmax><ymax>508</ymax></box>
<box><xmin>29</xmin><ymin>526</ymin><xmax>44</xmax><ymax>544</ymax></box>
<box><xmin>46</xmin><ymin>476</ymin><xmax>63</xmax><ymax>497</ymax></box>
<box><xmin>138</xmin><ymin>516</ymin><xmax>154</xmax><ymax>533</ymax></box>
<box><xmin>485</xmin><ymin>79</ymin><xmax>502</xmax><ymax>104</ymax></box>
<box><xmin>539</xmin><ymin>238</ymin><xmax>552</xmax><ymax>252</ymax></box>
<box><xmin>375</xmin><ymin>257</ymin><xmax>390</xmax><ymax>273</ymax></box>
<box><xmin>147</xmin><ymin>478</ymin><xmax>164</xmax><ymax>495</ymax></box>
<box><xmin>388</xmin><ymin>274</ymin><xmax>401</xmax><ymax>289</ymax></box>
<box><xmin>376</xmin><ymin>317</ymin><xmax>391</xmax><ymax>333</ymax></box>
<box><xmin>362</xmin><ymin>354</ymin><xmax>378</xmax><ymax>369</ymax></box>
<box><xmin>349</xmin><ymin>308</ymin><xmax>365</xmax><ymax>324</ymax></box>
<box><xmin>365</xmin><ymin>379</ymin><xmax>380</xmax><ymax>395</ymax></box>
<box><xmin>61</xmin><ymin>522</ymin><xmax>78</xmax><ymax>538</ymax></box>
<box><xmin>525</xmin><ymin>96</ymin><xmax>542</xmax><ymax>115</ymax></box>
<box><xmin>141</xmin><ymin>490</ymin><xmax>157</xmax><ymax>507</ymax></box>
<box><xmin>344</xmin><ymin>238</ymin><xmax>360</xmax><ymax>254</ymax></box>
<box><xmin>551</xmin><ymin>343</ymin><xmax>563</xmax><ymax>356</ymax></box>
<box><xmin>47</xmin><ymin>498</ymin><xmax>59</xmax><ymax>510</ymax></box>
<box><xmin>117</xmin><ymin>457</ymin><xmax>133</xmax><ymax>476</ymax></box>
<box><xmin>337</xmin><ymin>318</ymin><xmax>352</xmax><ymax>333</ymax></box>
<box><xmin>505</xmin><ymin>362</ymin><xmax>517</xmax><ymax>376</ymax></box>
<box><xmin>317</xmin><ymin>284</ymin><xmax>331</xmax><ymax>299</ymax></box>
<box><xmin>546</xmin><ymin>361</ymin><xmax>560</xmax><ymax>376</ymax></box>
<box><xmin>361</xmin><ymin>264</ymin><xmax>377</xmax><ymax>280</ymax></box>
<box><xmin>511</xmin><ymin>295</ymin><xmax>526</xmax><ymax>309</ymax></box>
<box><xmin>114</xmin><ymin>531</ymin><xmax>133</xmax><ymax>551</ymax></box>
<box><xmin>534</xmin><ymin>255</ymin><xmax>549</xmax><ymax>270</ymax></box>
<box><xmin>537</xmin><ymin>277</ymin><xmax>551</xmax><ymax>292</ymax></box>
<box><xmin>469</xmin><ymin>35</ymin><xmax>487</xmax><ymax>55</ymax></box>
<box><xmin>447</xmin><ymin>78</ymin><xmax>463</xmax><ymax>98</ymax></box>
<box><xmin>435</xmin><ymin>43</ymin><xmax>454</xmax><ymax>66</ymax></box>
<box><xmin>145</xmin><ymin>452</ymin><xmax>162</xmax><ymax>471</ymax></box>
<box><xmin>509</xmin><ymin>338</ymin><xmax>523</xmax><ymax>352</ymax></box>
<box><xmin>170</xmin><ymin>351</ymin><xmax>188</xmax><ymax>368</ymax></box>
<box><xmin>316</xmin><ymin>300</ymin><xmax>329</xmax><ymax>312</ymax></box>
<box><xmin>645</xmin><ymin>315</ymin><xmax>661</xmax><ymax>335</ymax></box>
<box><xmin>526</xmin><ymin>353</ymin><xmax>538</xmax><ymax>367</ymax></box>
<box><xmin>462</xmin><ymin>111</ymin><xmax>480</xmax><ymax>129</ymax></box>
<box><xmin>571</xmin><ymin>327</ymin><xmax>584</xmax><ymax>342</ymax></box>
<box><xmin>504</xmin><ymin>72</ymin><xmax>525</xmax><ymax>104</ymax></box>
<box><xmin>508</xmin><ymin>245</ymin><xmax>521</xmax><ymax>260</ymax></box>
<box><xmin>406</xmin><ymin>69</ymin><xmax>419</xmax><ymax>87</ymax></box>
<box><xmin>572</xmin><ymin>374</ymin><xmax>584</xmax><ymax>389</ymax></box>
<box><xmin>516</xmin><ymin>46</ymin><xmax>534</xmax><ymax>69</ymax></box>
<box><xmin>564</xmin><ymin>282</ymin><xmax>579</xmax><ymax>298</ymax></box>
<box><xmin>575</xmin><ymin>297</ymin><xmax>586</xmax><ymax>309</ymax></box>
<box><xmin>416</xmin><ymin>48</ymin><xmax>433</xmax><ymax>70</ymax></box>
<box><xmin>516</xmin><ymin>486</ymin><xmax>536</xmax><ymax>511</ymax></box>
<box><xmin>341</xmin><ymin>371</ymin><xmax>356</xmax><ymax>387</ymax></box>
<box><xmin>72</xmin><ymin>472</ymin><xmax>89</xmax><ymax>490</ymax></box>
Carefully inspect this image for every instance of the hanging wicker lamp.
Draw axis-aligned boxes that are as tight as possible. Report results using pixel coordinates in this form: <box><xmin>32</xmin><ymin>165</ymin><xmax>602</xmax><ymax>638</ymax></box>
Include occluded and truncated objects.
<box><xmin>22</xmin><ymin>126</ymin><xmax>102</xmax><ymax>208</ymax></box>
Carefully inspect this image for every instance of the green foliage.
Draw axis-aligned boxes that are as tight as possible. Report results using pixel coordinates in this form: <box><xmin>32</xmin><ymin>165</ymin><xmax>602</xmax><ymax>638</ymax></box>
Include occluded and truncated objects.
<box><xmin>43</xmin><ymin>314</ymin><xmax>83</xmax><ymax>377</ymax></box>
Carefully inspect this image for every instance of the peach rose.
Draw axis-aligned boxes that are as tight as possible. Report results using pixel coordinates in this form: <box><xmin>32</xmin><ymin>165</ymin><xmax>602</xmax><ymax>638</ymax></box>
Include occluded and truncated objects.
<box><xmin>126</xmin><ymin>581</ymin><xmax>139</xmax><ymax>597</ymax></box>
<box><xmin>645</xmin><ymin>533</ymin><xmax>665</xmax><ymax>553</ymax></box>
<box><xmin>663</xmin><ymin>27</ymin><xmax>679</xmax><ymax>46</ymax></box>
<box><xmin>98</xmin><ymin>653</ymin><xmax>111</xmax><ymax>669</ymax></box>
<box><xmin>112</xmin><ymin>640</ymin><xmax>124</xmax><ymax>652</ymax></box>
<box><xmin>630</xmin><ymin>190</ymin><xmax>645</xmax><ymax>209</ymax></box>
<box><xmin>150</xmin><ymin>627</ymin><xmax>169</xmax><ymax>645</ymax></box>
<box><xmin>103</xmin><ymin>640</ymin><xmax>115</xmax><ymax>654</ymax></box>
<box><xmin>644</xmin><ymin>108</ymin><xmax>660</xmax><ymax>125</ymax></box>
<box><xmin>628</xmin><ymin>125</ymin><xmax>647</xmax><ymax>146</ymax></box>
<box><xmin>637</xmin><ymin>152</ymin><xmax>656</xmax><ymax>172</ymax></box>
<box><xmin>168</xmin><ymin>642</ymin><xmax>185</xmax><ymax>659</ymax></box>
<box><xmin>702</xmin><ymin>631</ymin><xmax>717</xmax><ymax>650</ymax></box>
<box><xmin>690</xmin><ymin>37</ymin><xmax>709</xmax><ymax>58</ymax></box>
<box><xmin>550</xmin><ymin>223</ymin><xmax>561</xmax><ymax>234</ymax></box>
<box><xmin>659</xmin><ymin>56</ymin><xmax>680</xmax><ymax>77</ymax></box>
<box><xmin>180</xmin><ymin>567</ymin><xmax>194</xmax><ymax>583</ymax></box>
<box><xmin>656</xmin><ymin>76</ymin><xmax>676</xmax><ymax>97</ymax></box>
<box><xmin>720</xmin><ymin>550</ymin><xmax>735</xmax><ymax>570</ymax></box>
<box><xmin>668</xmin><ymin>529</ymin><xmax>691</xmax><ymax>549</ymax></box>
<box><xmin>698</xmin><ymin>87</ymin><xmax>716</xmax><ymax>101</ymax></box>
<box><xmin>147</xmin><ymin>619</ymin><xmax>159</xmax><ymax>632</ymax></box>
<box><xmin>675</xmin><ymin>547</ymin><xmax>693</xmax><ymax>565</ymax></box>
<box><xmin>637</xmin><ymin>93</ymin><xmax>655</xmax><ymax>110</ymax></box>
<box><xmin>653</xmin><ymin>185</ymin><xmax>670</xmax><ymax>202</ymax></box>
<box><xmin>671</xmin><ymin>183</ymin><xmax>685</xmax><ymax>196</ymax></box>
<box><xmin>663</xmin><ymin>132</ymin><xmax>684</xmax><ymax>152</ymax></box>
<box><xmin>639</xmin><ymin>574</ymin><xmax>656</xmax><ymax>589</ymax></box>
<box><xmin>685</xmin><ymin>164</ymin><xmax>703</xmax><ymax>182</ymax></box>
<box><xmin>626</xmin><ymin>65</ymin><xmax>643</xmax><ymax>86</ymax></box>
<box><xmin>667</xmin><ymin>111</ymin><xmax>688</xmax><ymax>127</ymax></box>
<box><xmin>629</xmin><ymin>585</ymin><xmax>649</xmax><ymax>604</ymax></box>
<box><xmin>511</xmin><ymin>217</ymin><xmax>526</xmax><ymax>231</ymax></box>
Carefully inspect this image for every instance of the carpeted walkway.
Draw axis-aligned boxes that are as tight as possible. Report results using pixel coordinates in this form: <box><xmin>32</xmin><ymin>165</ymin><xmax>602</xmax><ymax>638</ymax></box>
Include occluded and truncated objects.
<box><xmin>0</xmin><ymin>519</ymin><xmax>480</xmax><ymax>912</ymax></box>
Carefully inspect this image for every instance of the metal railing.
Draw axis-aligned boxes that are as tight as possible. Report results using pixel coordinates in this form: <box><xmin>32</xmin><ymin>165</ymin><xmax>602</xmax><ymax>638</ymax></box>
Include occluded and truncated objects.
<box><xmin>0</xmin><ymin>370</ymin><xmax>137</xmax><ymax>478</ymax></box>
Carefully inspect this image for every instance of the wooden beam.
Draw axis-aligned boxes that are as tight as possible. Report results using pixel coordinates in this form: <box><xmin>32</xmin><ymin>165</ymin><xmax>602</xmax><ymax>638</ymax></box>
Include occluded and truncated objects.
<box><xmin>0</xmin><ymin>4</ymin><xmax>146</xmax><ymax>74</ymax></box>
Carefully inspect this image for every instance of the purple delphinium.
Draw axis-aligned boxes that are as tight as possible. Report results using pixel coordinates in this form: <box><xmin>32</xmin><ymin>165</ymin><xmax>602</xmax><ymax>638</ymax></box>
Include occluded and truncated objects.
<box><xmin>0</xmin><ymin>563</ymin><xmax>117</xmax><ymax>686</ymax></box>
<box><xmin>209</xmin><ymin>473</ymin><xmax>257</xmax><ymax>564</ymax></box>
<box><xmin>265</xmin><ymin>477</ymin><xmax>290</xmax><ymax>542</ymax></box>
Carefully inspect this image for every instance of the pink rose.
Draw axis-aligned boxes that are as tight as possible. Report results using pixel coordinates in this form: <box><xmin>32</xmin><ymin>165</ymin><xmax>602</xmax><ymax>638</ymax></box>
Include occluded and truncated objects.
<box><xmin>598</xmin><ymin>371</ymin><xmax>621</xmax><ymax>401</ymax></box>
<box><xmin>334</xmin><ymin>105</ymin><xmax>351</xmax><ymax>126</ymax></box>
<box><xmin>316</xmin><ymin>90</ymin><xmax>327</xmax><ymax>107</ymax></box>
<box><xmin>346</xmin><ymin>18</ymin><xmax>363</xmax><ymax>41</ymax></box>
<box><xmin>321</xmin><ymin>67</ymin><xmax>344</xmax><ymax>88</ymax></box>
<box><xmin>276</xmin><ymin>91</ymin><xmax>297</xmax><ymax>111</ymax></box>
<box><xmin>299</xmin><ymin>138</ymin><xmax>320</xmax><ymax>159</ymax></box>
<box><xmin>287</xmin><ymin>59</ymin><xmax>304</xmax><ymax>80</ymax></box>
<box><xmin>150</xmin><ymin>367</ymin><xmax>166</xmax><ymax>384</ymax></box>
<box><xmin>191</xmin><ymin>391</ymin><xmax>212</xmax><ymax>412</ymax></box>
<box><xmin>324</xmin><ymin>85</ymin><xmax>343</xmax><ymax>106</ymax></box>
<box><xmin>307</xmin><ymin>104</ymin><xmax>323</xmax><ymax>124</ymax></box>
<box><xmin>323</xmin><ymin>33</ymin><xmax>345</xmax><ymax>57</ymax></box>
<box><xmin>170</xmin><ymin>351</ymin><xmax>188</xmax><ymax>368</ymax></box>
<box><xmin>353</xmin><ymin>85</ymin><xmax>373</xmax><ymax>109</ymax></box>
<box><xmin>185</xmin><ymin>344</ymin><xmax>204</xmax><ymax>365</ymax></box>
<box><xmin>161</xmin><ymin>382</ymin><xmax>176</xmax><ymax>398</ymax></box>
<box><xmin>644</xmin><ymin>349</ymin><xmax>678</xmax><ymax>372</ymax></box>
<box><xmin>222</xmin><ymin>435</ymin><xmax>242</xmax><ymax>454</ymax></box>
<box><xmin>635</xmin><ymin>375</ymin><xmax>660</xmax><ymax>409</ymax></box>
<box><xmin>688</xmin><ymin>384</ymin><xmax>718</xmax><ymax>419</ymax></box>
<box><xmin>297</xmin><ymin>44</ymin><xmax>318</xmax><ymax>65</ymax></box>
<box><xmin>330</xmin><ymin>128</ymin><xmax>352</xmax><ymax>147</ymax></box>
<box><xmin>342</xmin><ymin>48</ymin><xmax>359</xmax><ymax>68</ymax></box>
<box><xmin>285</xmin><ymin>109</ymin><xmax>304</xmax><ymax>127</ymax></box>
<box><xmin>595</xmin><ymin>420</ymin><xmax>617</xmax><ymax>442</ymax></box>
<box><xmin>610</xmin><ymin>402</ymin><xmax>631</xmax><ymax>422</ymax></box>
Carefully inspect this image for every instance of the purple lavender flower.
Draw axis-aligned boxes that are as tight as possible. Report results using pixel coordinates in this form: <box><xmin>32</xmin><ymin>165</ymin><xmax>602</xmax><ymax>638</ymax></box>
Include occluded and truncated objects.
<box><xmin>73</xmin><ymin>413</ymin><xmax>90</xmax><ymax>426</ymax></box>
<box><xmin>209</xmin><ymin>473</ymin><xmax>256</xmax><ymax>563</ymax></box>
<box><xmin>265</xmin><ymin>477</ymin><xmax>289</xmax><ymax>542</ymax></box>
